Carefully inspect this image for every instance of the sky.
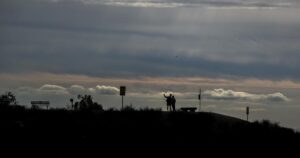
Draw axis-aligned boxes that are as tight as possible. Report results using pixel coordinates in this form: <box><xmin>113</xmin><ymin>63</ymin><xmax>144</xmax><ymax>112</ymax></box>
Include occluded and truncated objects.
<box><xmin>0</xmin><ymin>0</ymin><xmax>300</xmax><ymax>130</ymax></box>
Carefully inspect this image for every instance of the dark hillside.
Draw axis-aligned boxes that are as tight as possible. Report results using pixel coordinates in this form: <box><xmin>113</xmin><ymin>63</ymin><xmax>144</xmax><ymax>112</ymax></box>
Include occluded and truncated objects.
<box><xmin>0</xmin><ymin>108</ymin><xmax>299</xmax><ymax>156</ymax></box>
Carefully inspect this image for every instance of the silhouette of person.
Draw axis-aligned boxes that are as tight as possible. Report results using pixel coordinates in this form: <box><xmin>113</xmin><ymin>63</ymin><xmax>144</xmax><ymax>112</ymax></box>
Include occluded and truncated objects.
<box><xmin>164</xmin><ymin>93</ymin><xmax>172</xmax><ymax>111</ymax></box>
<box><xmin>171</xmin><ymin>95</ymin><xmax>176</xmax><ymax>111</ymax></box>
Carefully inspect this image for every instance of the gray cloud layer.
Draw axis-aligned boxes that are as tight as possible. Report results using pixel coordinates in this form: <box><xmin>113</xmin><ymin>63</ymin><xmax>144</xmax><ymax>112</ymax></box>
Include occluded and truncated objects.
<box><xmin>51</xmin><ymin>0</ymin><xmax>299</xmax><ymax>8</ymax></box>
<box><xmin>1</xmin><ymin>0</ymin><xmax>300</xmax><ymax>80</ymax></box>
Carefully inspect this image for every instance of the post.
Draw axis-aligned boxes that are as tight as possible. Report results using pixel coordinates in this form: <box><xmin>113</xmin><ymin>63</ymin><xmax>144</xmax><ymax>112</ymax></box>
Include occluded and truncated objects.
<box><xmin>198</xmin><ymin>89</ymin><xmax>202</xmax><ymax>112</ymax></box>
<box><xmin>122</xmin><ymin>95</ymin><xmax>124</xmax><ymax>110</ymax></box>
<box><xmin>246</xmin><ymin>106</ymin><xmax>249</xmax><ymax>122</ymax></box>
<box><xmin>120</xmin><ymin>86</ymin><xmax>126</xmax><ymax>110</ymax></box>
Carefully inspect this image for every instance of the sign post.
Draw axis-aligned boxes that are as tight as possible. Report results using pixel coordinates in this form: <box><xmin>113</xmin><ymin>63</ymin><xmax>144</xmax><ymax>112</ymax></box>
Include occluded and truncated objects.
<box><xmin>246</xmin><ymin>106</ymin><xmax>249</xmax><ymax>122</ymax></box>
<box><xmin>198</xmin><ymin>89</ymin><xmax>202</xmax><ymax>112</ymax></box>
<box><xmin>120</xmin><ymin>86</ymin><xmax>126</xmax><ymax>110</ymax></box>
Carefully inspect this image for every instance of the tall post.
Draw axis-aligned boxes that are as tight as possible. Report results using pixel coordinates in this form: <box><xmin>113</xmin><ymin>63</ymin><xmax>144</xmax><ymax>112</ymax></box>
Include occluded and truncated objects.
<box><xmin>246</xmin><ymin>106</ymin><xmax>249</xmax><ymax>122</ymax></box>
<box><xmin>122</xmin><ymin>95</ymin><xmax>124</xmax><ymax>110</ymax></box>
<box><xmin>120</xmin><ymin>86</ymin><xmax>126</xmax><ymax>111</ymax></box>
<box><xmin>198</xmin><ymin>89</ymin><xmax>202</xmax><ymax>112</ymax></box>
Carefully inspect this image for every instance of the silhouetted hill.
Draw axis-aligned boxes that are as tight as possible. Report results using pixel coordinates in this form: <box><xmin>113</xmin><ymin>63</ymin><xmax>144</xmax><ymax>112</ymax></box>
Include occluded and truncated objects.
<box><xmin>0</xmin><ymin>108</ymin><xmax>299</xmax><ymax>156</ymax></box>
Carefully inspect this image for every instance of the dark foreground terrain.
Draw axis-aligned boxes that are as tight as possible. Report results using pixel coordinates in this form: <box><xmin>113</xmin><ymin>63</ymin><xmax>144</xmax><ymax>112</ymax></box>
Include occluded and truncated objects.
<box><xmin>1</xmin><ymin>107</ymin><xmax>299</xmax><ymax>156</ymax></box>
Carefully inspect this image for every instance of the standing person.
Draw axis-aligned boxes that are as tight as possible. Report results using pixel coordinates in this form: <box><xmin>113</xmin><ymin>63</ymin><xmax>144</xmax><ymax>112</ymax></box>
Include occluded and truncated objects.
<box><xmin>164</xmin><ymin>93</ymin><xmax>172</xmax><ymax>111</ymax></box>
<box><xmin>171</xmin><ymin>95</ymin><xmax>176</xmax><ymax>111</ymax></box>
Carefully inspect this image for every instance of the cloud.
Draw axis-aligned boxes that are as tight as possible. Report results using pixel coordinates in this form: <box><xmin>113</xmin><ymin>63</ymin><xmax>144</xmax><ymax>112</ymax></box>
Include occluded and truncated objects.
<box><xmin>68</xmin><ymin>85</ymin><xmax>120</xmax><ymax>95</ymax></box>
<box><xmin>100</xmin><ymin>1</ymin><xmax>184</xmax><ymax>8</ymax></box>
<box><xmin>203</xmin><ymin>89</ymin><xmax>289</xmax><ymax>102</ymax></box>
<box><xmin>15</xmin><ymin>84</ymin><xmax>120</xmax><ymax>97</ymax></box>
<box><xmin>1</xmin><ymin>0</ymin><xmax>300</xmax><ymax>80</ymax></box>
<box><xmin>68</xmin><ymin>85</ymin><xmax>89</xmax><ymax>95</ymax></box>
<box><xmin>94</xmin><ymin>85</ymin><xmax>119</xmax><ymax>95</ymax></box>
<box><xmin>130</xmin><ymin>89</ymin><xmax>291</xmax><ymax>103</ymax></box>
<box><xmin>15</xmin><ymin>85</ymin><xmax>290</xmax><ymax>102</ymax></box>
<box><xmin>2</xmin><ymin>73</ymin><xmax>300</xmax><ymax>91</ymax></box>
<box><xmin>39</xmin><ymin>84</ymin><xmax>66</xmax><ymax>91</ymax></box>
<box><xmin>38</xmin><ymin>84</ymin><xmax>69</xmax><ymax>95</ymax></box>
<box><xmin>54</xmin><ymin>0</ymin><xmax>296</xmax><ymax>9</ymax></box>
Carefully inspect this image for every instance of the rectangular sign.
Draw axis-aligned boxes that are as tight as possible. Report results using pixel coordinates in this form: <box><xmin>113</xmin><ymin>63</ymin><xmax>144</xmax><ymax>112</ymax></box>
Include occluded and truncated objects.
<box><xmin>31</xmin><ymin>101</ymin><xmax>50</xmax><ymax>105</ymax></box>
<box><xmin>246</xmin><ymin>107</ymin><xmax>249</xmax><ymax>115</ymax></box>
<box><xmin>120</xmin><ymin>86</ymin><xmax>126</xmax><ymax>96</ymax></box>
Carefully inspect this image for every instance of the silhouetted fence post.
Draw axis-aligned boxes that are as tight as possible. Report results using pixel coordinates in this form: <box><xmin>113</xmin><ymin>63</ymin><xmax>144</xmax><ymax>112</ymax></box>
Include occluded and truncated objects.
<box><xmin>246</xmin><ymin>106</ymin><xmax>249</xmax><ymax>121</ymax></box>
<box><xmin>198</xmin><ymin>89</ymin><xmax>202</xmax><ymax>112</ymax></box>
<box><xmin>120</xmin><ymin>86</ymin><xmax>126</xmax><ymax>110</ymax></box>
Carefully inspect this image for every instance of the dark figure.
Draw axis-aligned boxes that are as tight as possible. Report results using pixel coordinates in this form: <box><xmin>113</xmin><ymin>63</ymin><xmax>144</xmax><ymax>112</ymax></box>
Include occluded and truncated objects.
<box><xmin>164</xmin><ymin>93</ymin><xmax>172</xmax><ymax>111</ymax></box>
<box><xmin>171</xmin><ymin>95</ymin><xmax>176</xmax><ymax>111</ymax></box>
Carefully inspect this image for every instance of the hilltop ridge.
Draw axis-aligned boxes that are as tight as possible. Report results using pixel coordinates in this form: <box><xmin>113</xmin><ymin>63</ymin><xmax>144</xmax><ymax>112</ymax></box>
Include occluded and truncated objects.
<box><xmin>1</xmin><ymin>108</ymin><xmax>299</xmax><ymax>156</ymax></box>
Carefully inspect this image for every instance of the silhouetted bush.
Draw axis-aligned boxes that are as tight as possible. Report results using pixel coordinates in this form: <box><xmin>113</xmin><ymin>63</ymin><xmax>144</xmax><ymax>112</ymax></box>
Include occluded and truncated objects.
<box><xmin>256</xmin><ymin>119</ymin><xmax>280</xmax><ymax>128</ymax></box>
<box><xmin>0</xmin><ymin>92</ymin><xmax>17</xmax><ymax>109</ymax></box>
<box><xmin>73</xmin><ymin>94</ymin><xmax>103</xmax><ymax>111</ymax></box>
<box><xmin>106</xmin><ymin>107</ymin><xmax>118</xmax><ymax>112</ymax></box>
<box><xmin>122</xmin><ymin>106</ymin><xmax>135</xmax><ymax>112</ymax></box>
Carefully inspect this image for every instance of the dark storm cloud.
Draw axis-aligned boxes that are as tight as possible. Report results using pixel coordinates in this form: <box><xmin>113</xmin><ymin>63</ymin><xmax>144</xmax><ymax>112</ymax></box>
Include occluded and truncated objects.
<box><xmin>1</xmin><ymin>0</ymin><xmax>300</xmax><ymax>80</ymax></box>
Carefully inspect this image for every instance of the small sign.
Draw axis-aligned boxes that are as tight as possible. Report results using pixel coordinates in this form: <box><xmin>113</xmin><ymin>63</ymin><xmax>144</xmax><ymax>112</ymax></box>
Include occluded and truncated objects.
<box><xmin>120</xmin><ymin>86</ymin><xmax>126</xmax><ymax>96</ymax></box>
<box><xmin>246</xmin><ymin>106</ymin><xmax>249</xmax><ymax>115</ymax></box>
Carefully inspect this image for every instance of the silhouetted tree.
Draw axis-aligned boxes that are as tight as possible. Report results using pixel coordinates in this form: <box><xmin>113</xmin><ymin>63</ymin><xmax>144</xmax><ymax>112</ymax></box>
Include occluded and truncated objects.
<box><xmin>75</xmin><ymin>94</ymin><xmax>103</xmax><ymax>111</ymax></box>
<box><xmin>0</xmin><ymin>92</ymin><xmax>17</xmax><ymax>108</ymax></box>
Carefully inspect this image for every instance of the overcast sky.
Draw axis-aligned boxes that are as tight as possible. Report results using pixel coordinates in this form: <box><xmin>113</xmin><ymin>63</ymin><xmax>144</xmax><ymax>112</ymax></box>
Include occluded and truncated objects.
<box><xmin>1</xmin><ymin>0</ymin><xmax>300</xmax><ymax>130</ymax></box>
